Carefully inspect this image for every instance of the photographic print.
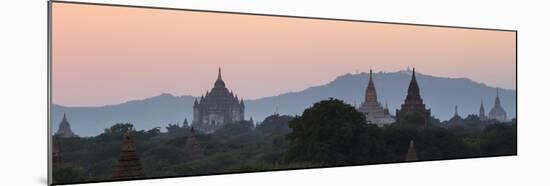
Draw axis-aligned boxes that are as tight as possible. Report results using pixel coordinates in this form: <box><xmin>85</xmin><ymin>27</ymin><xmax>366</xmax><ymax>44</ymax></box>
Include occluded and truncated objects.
<box><xmin>48</xmin><ymin>1</ymin><xmax>517</xmax><ymax>185</ymax></box>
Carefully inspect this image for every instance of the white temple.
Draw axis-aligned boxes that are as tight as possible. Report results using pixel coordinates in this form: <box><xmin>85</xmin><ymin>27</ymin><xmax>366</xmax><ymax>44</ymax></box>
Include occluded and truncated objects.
<box><xmin>357</xmin><ymin>69</ymin><xmax>395</xmax><ymax>126</ymax></box>
<box><xmin>488</xmin><ymin>88</ymin><xmax>507</xmax><ymax>122</ymax></box>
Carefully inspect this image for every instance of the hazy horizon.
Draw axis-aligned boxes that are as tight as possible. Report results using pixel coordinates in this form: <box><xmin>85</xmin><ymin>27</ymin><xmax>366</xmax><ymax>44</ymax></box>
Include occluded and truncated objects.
<box><xmin>52</xmin><ymin>70</ymin><xmax>515</xmax><ymax>107</ymax></box>
<box><xmin>52</xmin><ymin>3</ymin><xmax>516</xmax><ymax>107</ymax></box>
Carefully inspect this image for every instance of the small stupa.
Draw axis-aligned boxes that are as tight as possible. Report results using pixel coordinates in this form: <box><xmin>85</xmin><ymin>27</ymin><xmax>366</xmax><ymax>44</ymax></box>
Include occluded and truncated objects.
<box><xmin>112</xmin><ymin>131</ymin><xmax>144</xmax><ymax>180</ymax></box>
<box><xmin>183</xmin><ymin>127</ymin><xmax>205</xmax><ymax>160</ymax></box>
<box><xmin>405</xmin><ymin>140</ymin><xmax>419</xmax><ymax>161</ymax></box>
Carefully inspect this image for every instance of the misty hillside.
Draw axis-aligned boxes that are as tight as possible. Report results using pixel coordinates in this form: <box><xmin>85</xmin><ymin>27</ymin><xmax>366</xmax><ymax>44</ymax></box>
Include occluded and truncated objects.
<box><xmin>52</xmin><ymin>71</ymin><xmax>516</xmax><ymax>136</ymax></box>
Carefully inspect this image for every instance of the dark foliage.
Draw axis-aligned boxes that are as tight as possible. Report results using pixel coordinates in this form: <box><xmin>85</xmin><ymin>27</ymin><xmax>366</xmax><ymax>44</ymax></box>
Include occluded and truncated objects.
<box><xmin>52</xmin><ymin>99</ymin><xmax>516</xmax><ymax>184</ymax></box>
<box><xmin>286</xmin><ymin>98</ymin><xmax>377</xmax><ymax>165</ymax></box>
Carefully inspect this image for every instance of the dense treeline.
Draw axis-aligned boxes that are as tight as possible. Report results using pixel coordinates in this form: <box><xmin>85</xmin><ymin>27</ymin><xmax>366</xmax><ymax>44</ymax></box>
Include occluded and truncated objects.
<box><xmin>53</xmin><ymin>98</ymin><xmax>516</xmax><ymax>184</ymax></box>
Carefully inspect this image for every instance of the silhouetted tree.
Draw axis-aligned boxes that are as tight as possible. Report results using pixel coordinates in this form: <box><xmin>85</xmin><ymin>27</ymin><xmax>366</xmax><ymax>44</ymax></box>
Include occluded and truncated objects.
<box><xmin>286</xmin><ymin>98</ymin><xmax>375</xmax><ymax>165</ymax></box>
<box><xmin>103</xmin><ymin>123</ymin><xmax>134</xmax><ymax>135</ymax></box>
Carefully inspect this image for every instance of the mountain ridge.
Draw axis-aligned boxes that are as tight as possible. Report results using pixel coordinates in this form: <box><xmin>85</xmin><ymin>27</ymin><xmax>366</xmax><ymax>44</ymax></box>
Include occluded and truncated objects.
<box><xmin>52</xmin><ymin>71</ymin><xmax>516</xmax><ymax>136</ymax></box>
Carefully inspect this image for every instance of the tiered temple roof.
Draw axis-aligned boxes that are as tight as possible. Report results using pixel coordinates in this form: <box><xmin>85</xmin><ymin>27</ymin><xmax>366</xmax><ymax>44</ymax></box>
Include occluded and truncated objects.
<box><xmin>192</xmin><ymin>68</ymin><xmax>245</xmax><ymax>133</ymax></box>
<box><xmin>396</xmin><ymin>68</ymin><xmax>431</xmax><ymax>128</ymax></box>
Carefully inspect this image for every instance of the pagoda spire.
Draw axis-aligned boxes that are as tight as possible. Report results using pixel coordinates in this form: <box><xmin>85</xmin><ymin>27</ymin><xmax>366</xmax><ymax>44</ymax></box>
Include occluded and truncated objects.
<box><xmin>365</xmin><ymin>68</ymin><xmax>378</xmax><ymax>103</ymax></box>
<box><xmin>488</xmin><ymin>87</ymin><xmax>507</xmax><ymax>122</ymax></box>
<box><xmin>369</xmin><ymin>68</ymin><xmax>373</xmax><ymax>79</ymax></box>
<box><xmin>404</xmin><ymin>67</ymin><xmax>423</xmax><ymax>104</ymax></box>
<box><xmin>62</xmin><ymin>113</ymin><xmax>67</xmax><ymax>123</ymax></box>
<box><xmin>396</xmin><ymin>67</ymin><xmax>430</xmax><ymax>128</ymax></box>
<box><xmin>56</xmin><ymin>113</ymin><xmax>77</xmax><ymax>138</ymax></box>
<box><xmin>217</xmin><ymin>67</ymin><xmax>222</xmax><ymax>81</ymax></box>
<box><xmin>214</xmin><ymin>67</ymin><xmax>226</xmax><ymax>88</ymax></box>
<box><xmin>454</xmin><ymin>105</ymin><xmax>459</xmax><ymax>117</ymax></box>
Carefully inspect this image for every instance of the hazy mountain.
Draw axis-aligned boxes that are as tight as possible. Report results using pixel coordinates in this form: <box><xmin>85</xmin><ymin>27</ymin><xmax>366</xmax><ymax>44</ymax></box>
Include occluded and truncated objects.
<box><xmin>52</xmin><ymin>71</ymin><xmax>516</xmax><ymax>136</ymax></box>
<box><xmin>52</xmin><ymin>94</ymin><xmax>196</xmax><ymax>137</ymax></box>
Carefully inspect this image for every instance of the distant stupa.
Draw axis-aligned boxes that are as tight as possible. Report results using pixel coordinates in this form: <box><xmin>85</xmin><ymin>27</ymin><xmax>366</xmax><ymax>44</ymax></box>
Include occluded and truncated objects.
<box><xmin>112</xmin><ymin>131</ymin><xmax>144</xmax><ymax>180</ymax></box>
<box><xmin>183</xmin><ymin>118</ymin><xmax>189</xmax><ymax>127</ymax></box>
<box><xmin>488</xmin><ymin>88</ymin><xmax>507</xmax><ymax>122</ymax></box>
<box><xmin>55</xmin><ymin>113</ymin><xmax>77</xmax><ymax>138</ymax></box>
<box><xmin>479</xmin><ymin>98</ymin><xmax>487</xmax><ymax>120</ymax></box>
<box><xmin>405</xmin><ymin>140</ymin><xmax>418</xmax><ymax>161</ymax></box>
<box><xmin>183</xmin><ymin>127</ymin><xmax>205</xmax><ymax>160</ymax></box>
<box><xmin>396</xmin><ymin>68</ymin><xmax>431</xmax><ymax>128</ymax></box>
<box><xmin>449</xmin><ymin>105</ymin><xmax>463</xmax><ymax>125</ymax></box>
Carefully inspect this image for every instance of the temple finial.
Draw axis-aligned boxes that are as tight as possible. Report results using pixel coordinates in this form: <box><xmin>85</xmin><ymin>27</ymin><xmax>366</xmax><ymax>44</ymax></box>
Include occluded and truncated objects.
<box><xmin>369</xmin><ymin>68</ymin><xmax>373</xmax><ymax>78</ymax></box>
<box><xmin>217</xmin><ymin>67</ymin><xmax>222</xmax><ymax>80</ymax></box>
<box><xmin>454</xmin><ymin>104</ymin><xmax>458</xmax><ymax>116</ymax></box>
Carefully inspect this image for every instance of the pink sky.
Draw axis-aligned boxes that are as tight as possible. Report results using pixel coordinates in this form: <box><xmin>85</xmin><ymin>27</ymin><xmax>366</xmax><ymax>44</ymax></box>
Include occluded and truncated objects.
<box><xmin>52</xmin><ymin>2</ymin><xmax>516</xmax><ymax>107</ymax></box>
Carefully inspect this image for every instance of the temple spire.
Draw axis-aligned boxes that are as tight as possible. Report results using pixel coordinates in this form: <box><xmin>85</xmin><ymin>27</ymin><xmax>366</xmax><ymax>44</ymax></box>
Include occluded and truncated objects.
<box><xmin>369</xmin><ymin>68</ymin><xmax>373</xmax><ymax>79</ymax></box>
<box><xmin>488</xmin><ymin>87</ymin><xmax>507</xmax><ymax>122</ymax></box>
<box><xmin>217</xmin><ymin>67</ymin><xmax>222</xmax><ymax>81</ymax></box>
<box><xmin>214</xmin><ymin>67</ymin><xmax>226</xmax><ymax>88</ymax></box>
<box><xmin>62</xmin><ymin>113</ymin><xmax>67</xmax><ymax>122</ymax></box>
<box><xmin>56</xmin><ymin>113</ymin><xmax>77</xmax><ymax>138</ymax></box>
<box><xmin>396</xmin><ymin>67</ymin><xmax>430</xmax><ymax>128</ymax></box>
<box><xmin>365</xmin><ymin>68</ymin><xmax>378</xmax><ymax>103</ymax></box>
<box><xmin>479</xmin><ymin>98</ymin><xmax>486</xmax><ymax>120</ymax></box>
<box><xmin>454</xmin><ymin>105</ymin><xmax>458</xmax><ymax>116</ymax></box>
<box><xmin>405</xmin><ymin>67</ymin><xmax>421</xmax><ymax>102</ymax></box>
